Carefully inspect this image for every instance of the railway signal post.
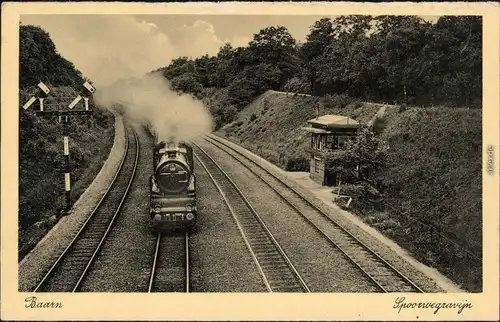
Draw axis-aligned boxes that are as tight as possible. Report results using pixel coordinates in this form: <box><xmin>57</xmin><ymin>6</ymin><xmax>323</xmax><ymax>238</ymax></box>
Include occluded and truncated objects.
<box><xmin>22</xmin><ymin>80</ymin><xmax>96</xmax><ymax>215</ymax></box>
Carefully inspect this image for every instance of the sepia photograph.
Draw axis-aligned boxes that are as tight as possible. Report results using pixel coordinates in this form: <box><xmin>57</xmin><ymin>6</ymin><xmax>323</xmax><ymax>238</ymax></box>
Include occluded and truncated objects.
<box><xmin>2</xmin><ymin>2</ymin><xmax>499</xmax><ymax>321</ymax></box>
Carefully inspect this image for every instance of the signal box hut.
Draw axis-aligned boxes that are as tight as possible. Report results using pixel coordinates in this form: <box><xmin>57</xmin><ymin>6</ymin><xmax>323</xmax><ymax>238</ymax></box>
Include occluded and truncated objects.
<box><xmin>302</xmin><ymin>114</ymin><xmax>360</xmax><ymax>186</ymax></box>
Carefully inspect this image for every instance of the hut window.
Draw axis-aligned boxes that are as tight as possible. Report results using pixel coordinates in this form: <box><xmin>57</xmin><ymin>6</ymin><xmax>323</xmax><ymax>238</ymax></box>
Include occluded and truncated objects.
<box><xmin>326</xmin><ymin>135</ymin><xmax>334</xmax><ymax>149</ymax></box>
<box><xmin>332</xmin><ymin>136</ymin><xmax>339</xmax><ymax>149</ymax></box>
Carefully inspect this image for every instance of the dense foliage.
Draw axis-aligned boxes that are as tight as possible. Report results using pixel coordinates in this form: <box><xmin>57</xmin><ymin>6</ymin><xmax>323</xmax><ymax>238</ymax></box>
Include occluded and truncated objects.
<box><xmin>325</xmin><ymin>126</ymin><xmax>389</xmax><ymax>187</ymax></box>
<box><xmin>374</xmin><ymin>108</ymin><xmax>482</xmax><ymax>291</ymax></box>
<box><xmin>158</xmin><ymin>15</ymin><xmax>481</xmax><ymax>130</ymax></box>
<box><xmin>19</xmin><ymin>25</ymin><xmax>114</xmax><ymax>259</ymax></box>
<box><xmin>20</xmin><ymin>25</ymin><xmax>85</xmax><ymax>89</ymax></box>
<box><xmin>334</xmin><ymin>107</ymin><xmax>482</xmax><ymax>292</ymax></box>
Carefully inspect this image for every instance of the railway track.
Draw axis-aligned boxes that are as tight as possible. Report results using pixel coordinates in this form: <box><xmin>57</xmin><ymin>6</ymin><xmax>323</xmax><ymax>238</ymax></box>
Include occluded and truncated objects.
<box><xmin>201</xmin><ymin>134</ymin><xmax>425</xmax><ymax>293</ymax></box>
<box><xmin>148</xmin><ymin>232</ymin><xmax>190</xmax><ymax>293</ymax></box>
<box><xmin>33</xmin><ymin>125</ymin><xmax>140</xmax><ymax>292</ymax></box>
<box><xmin>193</xmin><ymin>143</ymin><xmax>310</xmax><ymax>293</ymax></box>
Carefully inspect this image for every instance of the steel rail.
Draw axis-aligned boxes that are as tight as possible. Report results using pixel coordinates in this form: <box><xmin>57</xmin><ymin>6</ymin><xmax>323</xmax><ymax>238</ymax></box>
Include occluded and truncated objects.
<box><xmin>34</xmin><ymin>125</ymin><xmax>140</xmax><ymax>292</ymax></box>
<box><xmin>148</xmin><ymin>232</ymin><xmax>190</xmax><ymax>293</ymax></box>
<box><xmin>184</xmin><ymin>232</ymin><xmax>190</xmax><ymax>293</ymax></box>
<box><xmin>148</xmin><ymin>233</ymin><xmax>161</xmax><ymax>293</ymax></box>
<box><xmin>203</xmin><ymin>134</ymin><xmax>425</xmax><ymax>293</ymax></box>
<box><xmin>193</xmin><ymin>143</ymin><xmax>310</xmax><ymax>293</ymax></box>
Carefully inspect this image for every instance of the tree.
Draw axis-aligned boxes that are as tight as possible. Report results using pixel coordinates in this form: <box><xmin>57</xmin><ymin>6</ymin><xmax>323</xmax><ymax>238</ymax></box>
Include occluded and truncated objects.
<box><xmin>371</xmin><ymin>16</ymin><xmax>433</xmax><ymax>103</ymax></box>
<box><xmin>20</xmin><ymin>25</ymin><xmax>84</xmax><ymax>89</ymax></box>
<box><xmin>162</xmin><ymin>57</ymin><xmax>192</xmax><ymax>79</ymax></box>
<box><xmin>245</xmin><ymin>26</ymin><xmax>299</xmax><ymax>89</ymax></box>
<box><xmin>302</xmin><ymin>18</ymin><xmax>335</xmax><ymax>60</ymax></box>
<box><xmin>325</xmin><ymin>126</ymin><xmax>389</xmax><ymax>185</ymax></box>
<box><xmin>217</xmin><ymin>42</ymin><xmax>235</xmax><ymax>61</ymax></box>
<box><xmin>157</xmin><ymin>15</ymin><xmax>482</xmax><ymax>131</ymax></box>
<box><xmin>283</xmin><ymin>77</ymin><xmax>310</xmax><ymax>94</ymax></box>
<box><xmin>300</xmin><ymin>18</ymin><xmax>335</xmax><ymax>93</ymax></box>
<box><xmin>214</xmin><ymin>46</ymin><xmax>247</xmax><ymax>88</ymax></box>
<box><xmin>170</xmin><ymin>72</ymin><xmax>203</xmax><ymax>96</ymax></box>
<box><xmin>194</xmin><ymin>55</ymin><xmax>218</xmax><ymax>87</ymax></box>
<box><xmin>424</xmin><ymin>16</ymin><xmax>482</xmax><ymax>106</ymax></box>
<box><xmin>227</xmin><ymin>63</ymin><xmax>281</xmax><ymax>108</ymax></box>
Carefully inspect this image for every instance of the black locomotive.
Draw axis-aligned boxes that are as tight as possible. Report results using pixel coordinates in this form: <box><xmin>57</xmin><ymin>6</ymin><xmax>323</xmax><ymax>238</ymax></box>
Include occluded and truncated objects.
<box><xmin>149</xmin><ymin>139</ymin><xmax>197</xmax><ymax>231</ymax></box>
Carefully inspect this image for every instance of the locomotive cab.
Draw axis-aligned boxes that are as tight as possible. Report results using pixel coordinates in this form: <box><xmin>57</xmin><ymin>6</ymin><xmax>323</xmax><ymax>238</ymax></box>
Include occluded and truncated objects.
<box><xmin>150</xmin><ymin>140</ymin><xmax>197</xmax><ymax>231</ymax></box>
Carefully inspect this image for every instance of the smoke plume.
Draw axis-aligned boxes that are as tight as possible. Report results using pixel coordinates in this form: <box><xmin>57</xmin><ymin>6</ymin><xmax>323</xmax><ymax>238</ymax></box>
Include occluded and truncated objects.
<box><xmin>20</xmin><ymin>14</ymin><xmax>218</xmax><ymax>142</ymax></box>
<box><xmin>95</xmin><ymin>74</ymin><xmax>213</xmax><ymax>143</ymax></box>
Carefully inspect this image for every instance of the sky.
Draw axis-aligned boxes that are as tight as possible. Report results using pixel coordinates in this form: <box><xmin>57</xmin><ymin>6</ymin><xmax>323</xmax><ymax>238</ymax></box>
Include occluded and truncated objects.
<box><xmin>20</xmin><ymin>14</ymin><xmax>439</xmax><ymax>87</ymax></box>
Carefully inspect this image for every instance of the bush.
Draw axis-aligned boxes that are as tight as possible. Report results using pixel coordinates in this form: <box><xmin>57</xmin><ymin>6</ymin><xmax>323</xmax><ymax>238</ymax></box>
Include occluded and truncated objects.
<box><xmin>249</xmin><ymin>113</ymin><xmax>257</xmax><ymax>122</ymax></box>
<box><xmin>339</xmin><ymin>183</ymin><xmax>381</xmax><ymax>198</ymax></box>
<box><xmin>285</xmin><ymin>157</ymin><xmax>309</xmax><ymax>171</ymax></box>
<box><xmin>352</xmin><ymin>99</ymin><xmax>364</xmax><ymax>108</ymax></box>
<box><xmin>170</xmin><ymin>72</ymin><xmax>203</xmax><ymax>95</ymax></box>
<box><xmin>283</xmin><ymin>77</ymin><xmax>311</xmax><ymax>94</ymax></box>
<box><xmin>214</xmin><ymin>105</ymin><xmax>238</xmax><ymax>130</ymax></box>
<box><xmin>321</xmin><ymin>93</ymin><xmax>355</xmax><ymax>109</ymax></box>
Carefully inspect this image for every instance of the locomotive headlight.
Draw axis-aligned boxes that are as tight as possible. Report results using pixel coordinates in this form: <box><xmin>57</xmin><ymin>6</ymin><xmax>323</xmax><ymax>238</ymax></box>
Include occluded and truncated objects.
<box><xmin>153</xmin><ymin>205</ymin><xmax>161</xmax><ymax>213</ymax></box>
<box><xmin>186</xmin><ymin>213</ymin><xmax>195</xmax><ymax>220</ymax></box>
<box><xmin>186</xmin><ymin>204</ymin><xmax>193</xmax><ymax>212</ymax></box>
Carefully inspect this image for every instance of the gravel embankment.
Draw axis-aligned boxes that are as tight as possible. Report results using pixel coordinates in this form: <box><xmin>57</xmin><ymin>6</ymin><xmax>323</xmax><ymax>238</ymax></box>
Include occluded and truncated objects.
<box><xmin>207</xmin><ymin>135</ymin><xmax>449</xmax><ymax>293</ymax></box>
<box><xmin>18</xmin><ymin>115</ymin><xmax>126</xmax><ymax>292</ymax></box>
<box><xmin>195</xmin><ymin>140</ymin><xmax>382</xmax><ymax>292</ymax></box>
<box><xmin>79</xmin><ymin>123</ymin><xmax>156</xmax><ymax>292</ymax></box>
<box><xmin>189</xmin><ymin>159</ymin><xmax>268</xmax><ymax>292</ymax></box>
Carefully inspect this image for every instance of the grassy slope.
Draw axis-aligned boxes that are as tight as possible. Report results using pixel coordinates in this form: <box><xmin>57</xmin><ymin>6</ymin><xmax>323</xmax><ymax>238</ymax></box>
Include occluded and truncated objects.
<box><xmin>19</xmin><ymin>87</ymin><xmax>115</xmax><ymax>260</ymax></box>
<box><xmin>368</xmin><ymin>106</ymin><xmax>482</xmax><ymax>291</ymax></box>
<box><xmin>217</xmin><ymin>90</ymin><xmax>482</xmax><ymax>292</ymax></box>
<box><xmin>217</xmin><ymin>90</ymin><xmax>382</xmax><ymax>168</ymax></box>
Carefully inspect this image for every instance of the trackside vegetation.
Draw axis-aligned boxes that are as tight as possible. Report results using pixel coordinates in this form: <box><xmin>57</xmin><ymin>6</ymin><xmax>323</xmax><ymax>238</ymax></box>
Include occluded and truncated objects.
<box><xmin>19</xmin><ymin>25</ymin><xmax>115</xmax><ymax>260</ymax></box>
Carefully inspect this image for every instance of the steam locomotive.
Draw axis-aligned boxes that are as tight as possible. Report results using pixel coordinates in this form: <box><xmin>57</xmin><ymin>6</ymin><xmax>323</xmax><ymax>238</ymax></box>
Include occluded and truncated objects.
<box><xmin>149</xmin><ymin>139</ymin><xmax>197</xmax><ymax>231</ymax></box>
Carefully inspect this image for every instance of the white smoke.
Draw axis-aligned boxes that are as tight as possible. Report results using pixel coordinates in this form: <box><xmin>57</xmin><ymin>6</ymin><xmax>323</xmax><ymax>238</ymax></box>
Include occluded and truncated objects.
<box><xmin>94</xmin><ymin>74</ymin><xmax>213</xmax><ymax>143</ymax></box>
<box><xmin>20</xmin><ymin>14</ymin><xmax>226</xmax><ymax>141</ymax></box>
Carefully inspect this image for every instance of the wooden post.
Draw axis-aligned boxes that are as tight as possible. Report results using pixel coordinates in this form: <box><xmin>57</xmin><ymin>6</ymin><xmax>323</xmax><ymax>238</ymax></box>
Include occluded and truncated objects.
<box><xmin>346</xmin><ymin>197</ymin><xmax>352</xmax><ymax>208</ymax></box>
<box><xmin>38</xmin><ymin>98</ymin><xmax>44</xmax><ymax>111</ymax></box>
<box><xmin>63</xmin><ymin>117</ymin><xmax>71</xmax><ymax>212</ymax></box>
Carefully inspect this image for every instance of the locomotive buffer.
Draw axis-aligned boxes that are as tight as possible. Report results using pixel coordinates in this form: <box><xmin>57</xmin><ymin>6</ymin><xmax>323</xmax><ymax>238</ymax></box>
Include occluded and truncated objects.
<box><xmin>23</xmin><ymin>81</ymin><xmax>96</xmax><ymax>215</ymax></box>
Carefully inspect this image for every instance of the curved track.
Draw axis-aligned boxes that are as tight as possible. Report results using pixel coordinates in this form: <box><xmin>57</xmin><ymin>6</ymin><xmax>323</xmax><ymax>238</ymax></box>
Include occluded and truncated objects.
<box><xmin>194</xmin><ymin>143</ymin><xmax>310</xmax><ymax>293</ymax></box>
<box><xmin>201</xmin><ymin>134</ymin><xmax>425</xmax><ymax>293</ymax></box>
<box><xmin>148</xmin><ymin>232</ymin><xmax>190</xmax><ymax>293</ymax></box>
<box><xmin>33</xmin><ymin>124</ymin><xmax>140</xmax><ymax>292</ymax></box>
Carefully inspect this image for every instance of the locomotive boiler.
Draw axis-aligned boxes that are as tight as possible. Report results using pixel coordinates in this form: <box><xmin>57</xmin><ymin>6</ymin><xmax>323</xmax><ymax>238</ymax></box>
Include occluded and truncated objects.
<box><xmin>149</xmin><ymin>139</ymin><xmax>197</xmax><ymax>231</ymax></box>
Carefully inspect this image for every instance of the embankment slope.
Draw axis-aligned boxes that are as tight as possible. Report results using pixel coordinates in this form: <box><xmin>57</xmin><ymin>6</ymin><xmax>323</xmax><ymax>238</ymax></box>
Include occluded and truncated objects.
<box><xmin>217</xmin><ymin>90</ymin><xmax>482</xmax><ymax>292</ymax></box>
<box><xmin>217</xmin><ymin>90</ymin><xmax>382</xmax><ymax>168</ymax></box>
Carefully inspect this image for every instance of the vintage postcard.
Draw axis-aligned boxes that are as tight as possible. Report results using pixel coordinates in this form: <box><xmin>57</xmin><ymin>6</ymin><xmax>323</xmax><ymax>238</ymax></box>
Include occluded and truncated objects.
<box><xmin>1</xmin><ymin>1</ymin><xmax>499</xmax><ymax>321</ymax></box>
